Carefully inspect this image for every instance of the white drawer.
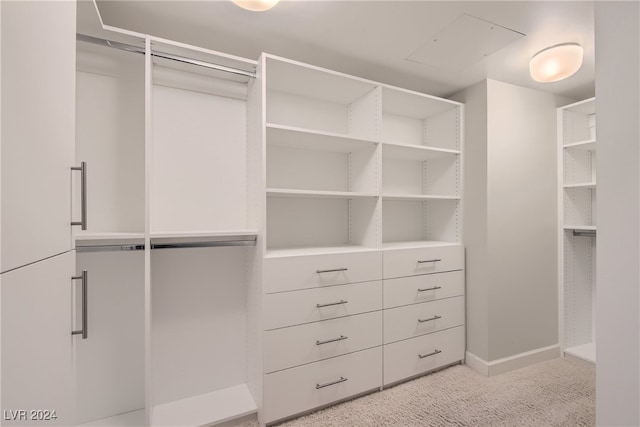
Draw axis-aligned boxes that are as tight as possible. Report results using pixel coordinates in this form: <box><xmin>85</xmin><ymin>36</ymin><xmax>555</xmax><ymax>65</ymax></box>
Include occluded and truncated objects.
<box><xmin>264</xmin><ymin>281</ymin><xmax>382</xmax><ymax>330</ymax></box>
<box><xmin>264</xmin><ymin>311</ymin><xmax>382</xmax><ymax>373</ymax></box>
<box><xmin>264</xmin><ymin>347</ymin><xmax>382</xmax><ymax>424</ymax></box>
<box><xmin>383</xmin><ymin>326</ymin><xmax>464</xmax><ymax>386</ymax></box>
<box><xmin>383</xmin><ymin>271</ymin><xmax>464</xmax><ymax>309</ymax></box>
<box><xmin>383</xmin><ymin>244</ymin><xmax>463</xmax><ymax>279</ymax></box>
<box><xmin>383</xmin><ymin>296</ymin><xmax>464</xmax><ymax>344</ymax></box>
<box><xmin>265</xmin><ymin>251</ymin><xmax>382</xmax><ymax>293</ymax></box>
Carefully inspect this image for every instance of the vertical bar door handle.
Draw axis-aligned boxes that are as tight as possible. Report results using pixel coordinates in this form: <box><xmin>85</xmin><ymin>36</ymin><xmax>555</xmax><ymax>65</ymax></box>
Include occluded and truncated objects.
<box><xmin>71</xmin><ymin>161</ymin><xmax>87</xmax><ymax>230</ymax></box>
<box><xmin>72</xmin><ymin>270</ymin><xmax>88</xmax><ymax>339</ymax></box>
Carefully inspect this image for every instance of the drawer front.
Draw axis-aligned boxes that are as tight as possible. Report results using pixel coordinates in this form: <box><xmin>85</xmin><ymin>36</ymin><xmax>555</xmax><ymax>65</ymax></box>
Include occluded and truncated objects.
<box><xmin>383</xmin><ymin>245</ymin><xmax>463</xmax><ymax>279</ymax></box>
<box><xmin>264</xmin><ymin>281</ymin><xmax>382</xmax><ymax>330</ymax></box>
<box><xmin>383</xmin><ymin>271</ymin><xmax>464</xmax><ymax>309</ymax></box>
<box><xmin>383</xmin><ymin>296</ymin><xmax>464</xmax><ymax>344</ymax></box>
<box><xmin>264</xmin><ymin>347</ymin><xmax>382</xmax><ymax>424</ymax></box>
<box><xmin>383</xmin><ymin>326</ymin><xmax>464</xmax><ymax>386</ymax></box>
<box><xmin>265</xmin><ymin>251</ymin><xmax>382</xmax><ymax>293</ymax></box>
<box><xmin>264</xmin><ymin>311</ymin><xmax>382</xmax><ymax>373</ymax></box>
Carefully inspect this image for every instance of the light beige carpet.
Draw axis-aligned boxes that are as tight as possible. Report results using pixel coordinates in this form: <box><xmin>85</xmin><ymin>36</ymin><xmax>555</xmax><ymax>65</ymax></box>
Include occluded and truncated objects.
<box><xmin>257</xmin><ymin>356</ymin><xmax>594</xmax><ymax>427</ymax></box>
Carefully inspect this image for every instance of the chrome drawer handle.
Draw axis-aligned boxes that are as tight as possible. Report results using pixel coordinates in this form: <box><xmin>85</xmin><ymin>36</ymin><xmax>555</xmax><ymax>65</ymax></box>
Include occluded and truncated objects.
<box><xmin>418</xmin><ymin>315</ymin><xmax>442</xmax><ymax>323</ymax></box>
<box><xmin>418</xmin><ymin>286</ymin><xmax>442</xmax><ymax>292</ymax></box>
<box><xmin>316</xmin><ymin>300</ymin><xmax>348</xmax><ymax>308</ymax></box>
<box><xmin>71</xmin><ymin>161</ymin><xmax>88</xmax><ymax>230</ymax></box>
<box><xmin>418</xmin><ymin>349</ymin><xmax>442</xmax><ymax>359</ymax></box>
<box><xmin>316</xmin><ymin>267</ymin><xmax>348</xmax><ymax>274</ymax></box>
<box><xmin>71</xmin><ymin>270</ymin><xmax>89</xmax><ymax>339</ymax></box>
<box><xmin>316</xmin><ymin>335</ymin><xmax>348</xmax><ymax>345</ymax></box>
<box><xmin>316</xmin><ymin>376</ymin><xmax>348</xmax><ymax>389</ymax></box>
<box><xmin>417</xmin><ymin>259</ymin><xmax>441</xmax><ymax>264</ymax></box>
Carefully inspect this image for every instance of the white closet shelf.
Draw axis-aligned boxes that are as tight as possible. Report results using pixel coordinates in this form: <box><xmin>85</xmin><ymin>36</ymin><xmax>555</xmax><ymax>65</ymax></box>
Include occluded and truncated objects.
<box><xmin>381</xmin><ymin>85</ymin><xmax>459</xmax><ymax>119</ymax></box>
<box><xmin>75</xmin><ymin>232</ymin><xmax>145</xmax><ymax>246</ymax></box>
<box><xmin>564</xmin><ymin>225</ymin><xmax>597</xmax><ymax>231</ymax></box>
<box><xmin>79</xmin><ymin>409</ymin><xmax>145</xmax><ymax>427</ymax></box>
<box><xmin>381</xmin><ymin>141</ymin><xmax>460</xmax><ymax>161</ymax></box>
<box><xmin>267</xmin><ymin>123</ymin><xmax>377</xmax><ymax>152</ymax></box>
<box><xmin>564</xmin><ymin>182</ymin><xmax>596</xmax><ymax>189</ymax></box>
<box><xmin>266</xmin><ymin>54</ymin><xmax>378</xmax><ymax>105</ymax></box>
<box><xmin>266</xmin><ymin>245</ymin><xmax>379</xmax><ymax>258</ymax></box>
<box><xmin>382</xmin><ymin>194</ymin><xmax>460</xmax><ymax>201</ymax></box>
<box><xmin>565</xmin><ymin>342</ymin><xmax>596</xmax><ymax>363</ymax></box>
<box><xmin>382</xmin><ymin>240</ymin><xmax>461</xmax><ymax>251</ymax></box>
<box><xmin>267</xmin><ymin>188</ymin><xmax>378</xmax><ymax>199</ymax></box>
<box><xmin>563</xmin><ymin>139</ymin><xmax>596</xmax><ymax>151</ymax></box>
<box><xmin>152</xmin><ymin>384</ymin><xmax>256</xmax><ymax>427</ymax></box>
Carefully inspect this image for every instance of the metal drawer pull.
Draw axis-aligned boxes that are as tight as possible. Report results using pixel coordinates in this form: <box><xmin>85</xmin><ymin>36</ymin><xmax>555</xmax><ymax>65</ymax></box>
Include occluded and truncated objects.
<box><xmin>316</xmin><ymin>267</ymin><xmax>348</xmax><ymax>274</ymax></box>
<box><xmin>418</xmin><ymin>349</ymin><xmax>442</xmax><ymax>359</ymax></box>
<box><xmin>71</xmin><ymin>161</ymin><xmax>87</xmax><ymax>230</ymax></box>
<box><xmin>418</xmin><ymin>315</ymin><xmax>442</xmax><ymax>323</ymax></box>
<box><xmin>71</xmin><ymin>270</ymin><xmax>88</xmax><ymax>339</ymax></box>
<box><xmin>316</xmin><ymin>376</ymin><xmax>348</xmax><ymax>389</ymax></box>
<box><xmin>418</xmin><ymin>286</ymin><xmax>442</xmax><ymax>292</ymax></box>
<box><xmin>316</xmin><ymin>335</ymin><xmax>348</xmax><ymax>345</ymax></box>
<box><xmin>417</xmin><ymin>259</ymin><xmax>441</xmax><ymax>264</ymax></box>
<box><xmin>316</xmin><ymin>300</ymin><xmax>348</xmax><ymax>308</ymax></box>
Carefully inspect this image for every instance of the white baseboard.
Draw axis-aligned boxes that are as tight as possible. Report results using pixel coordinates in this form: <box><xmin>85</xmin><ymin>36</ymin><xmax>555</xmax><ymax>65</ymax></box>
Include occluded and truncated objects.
<box><xmin>465</xmin><ymin>344</ymin><xmax>561</xmax><ymax>377</ymax></box>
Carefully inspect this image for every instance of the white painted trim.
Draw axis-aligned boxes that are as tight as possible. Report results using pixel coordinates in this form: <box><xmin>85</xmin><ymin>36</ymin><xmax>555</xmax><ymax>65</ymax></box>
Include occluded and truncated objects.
<box><xmin>464</xmin><ymin>351</ymin><xmax>489</xmax><ymax>376</ymax></box>
<box><xmin>465</xmin><ymin>345</ymin><xmax>561</xmax><ymax>377</ymax></box>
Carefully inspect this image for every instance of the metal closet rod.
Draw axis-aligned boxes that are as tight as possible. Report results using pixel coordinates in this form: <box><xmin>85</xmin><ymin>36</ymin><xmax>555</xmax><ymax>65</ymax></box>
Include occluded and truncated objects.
<box><xmin>76</xmin><ymin>33</ymin><xmax>256</xmax><ymax>79</ymax></box>
<box><xmin>76</xmin><ymin>244</ymin><xmax>145</xmax><ymax>253</ymax></box>
<box><xmin>573</xmin><ymin>230</ymin><xmax>596</xmax><ymax>237</ymax></box>
<box><xmin>151</xmin><ymin>239</ymin><xmax>257</xmax><ymax>250</ymax></box>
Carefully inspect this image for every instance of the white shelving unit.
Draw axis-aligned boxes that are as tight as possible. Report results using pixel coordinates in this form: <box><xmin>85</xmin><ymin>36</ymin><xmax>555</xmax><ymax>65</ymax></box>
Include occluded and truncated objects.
<box><xmin>253</xmin><ymin>54</ymin><xmax>464</xmax><ymax>424</ymax></box>
<box><xmin>146</xmin><ymin>38</ymin><xmax>260</xmax><ymax>427</ymax></box>
<box><xmin>559</xmin><ymin>97</ymin><xmax>597</xmax><ymax>364</ymax></box>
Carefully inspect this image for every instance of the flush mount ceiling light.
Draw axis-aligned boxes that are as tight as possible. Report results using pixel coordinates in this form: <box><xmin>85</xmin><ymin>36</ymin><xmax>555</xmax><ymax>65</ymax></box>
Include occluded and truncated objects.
<box><xmin>232</xmin><ymin>0</ymin><xmax>280</xmax><ymax>11</ymax></box>
<box><xmin>529</xmin><ymin>43</ymin><xmax>583</xmax><ymax>83</ymax></box>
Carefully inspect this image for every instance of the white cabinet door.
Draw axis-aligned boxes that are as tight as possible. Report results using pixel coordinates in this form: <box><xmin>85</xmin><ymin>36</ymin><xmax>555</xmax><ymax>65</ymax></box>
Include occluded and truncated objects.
<box><xmin>1</xmin><ymin>1</ymin><xmax>76</xmax><ymax>272</ymax></box>
<box><xmin>1</xmin><ymin>252</ymin><xmax>75</xmax><ymax>426</ymax></box>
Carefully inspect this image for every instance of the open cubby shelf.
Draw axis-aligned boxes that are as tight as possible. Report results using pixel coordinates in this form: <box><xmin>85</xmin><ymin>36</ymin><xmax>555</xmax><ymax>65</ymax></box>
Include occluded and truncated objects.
<box><xmin>264</xmin><ymin>56</ymin><xmax>463</xmax><ymax>250</ymax></box>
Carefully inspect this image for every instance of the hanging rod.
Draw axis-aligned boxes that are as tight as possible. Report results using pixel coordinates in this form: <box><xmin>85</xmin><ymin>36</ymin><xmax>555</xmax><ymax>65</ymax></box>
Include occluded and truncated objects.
<box><xmin>573</xmin><ymin>229</ymin><xmax>596</xmax><ymax>237</ymax></box>
<box><xmin>76</xmin><ymin>33</ymin><xmax>256</xmax><ymax>79</ymax></box>
<box><xmin>151</xmin><ymin>239</ymin><xmax>257</xmax><ymax>250</ymax></box>
<box><xmin>76</xmin><ymin>244</ymin><xmax>146</xmax><ymax>253</ymax></box>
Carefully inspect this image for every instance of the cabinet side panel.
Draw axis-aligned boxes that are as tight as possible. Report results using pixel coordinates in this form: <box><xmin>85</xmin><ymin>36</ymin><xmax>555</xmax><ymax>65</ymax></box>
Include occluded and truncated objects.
<box><xmin>1</xmin><ymin>1</ymin><xmax>75</xmax><ymax>272</ymax></box>
<box><xmin>1</xmin><ymin>252</ymin><xmax>75</xmax><ymax>426</ymax></box>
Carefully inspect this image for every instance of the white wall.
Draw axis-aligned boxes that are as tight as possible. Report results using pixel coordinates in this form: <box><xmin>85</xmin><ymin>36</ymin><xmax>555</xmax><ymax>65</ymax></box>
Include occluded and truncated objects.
<box><xmin>453</xmin><ymin>80</ymin><xmax>570</xmax><ymax>370</ymax></box>
<box><xmin>594</xmin><ymin>2</ymin><xmax>640</xmax><ymax>425</ymax></box>
<box><xmin>451</xmin><ymin>81</ymin><xmax>490</xmax><ymax>361</ymax></box>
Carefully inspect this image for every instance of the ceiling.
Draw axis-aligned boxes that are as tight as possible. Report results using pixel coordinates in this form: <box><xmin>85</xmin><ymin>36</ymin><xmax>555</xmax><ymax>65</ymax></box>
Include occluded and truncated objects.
<box><xmin>93</xmin><ymin>0</ymin><xmax>595</xmax><ymax>100</ymax></box>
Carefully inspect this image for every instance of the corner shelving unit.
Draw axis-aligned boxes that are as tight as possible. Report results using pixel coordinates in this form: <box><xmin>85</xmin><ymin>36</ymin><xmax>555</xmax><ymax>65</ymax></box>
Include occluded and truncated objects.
<box><xmin>559</xmin><ymin>97</ymin><xmax>597</xmax><ymax>364</ymax></box>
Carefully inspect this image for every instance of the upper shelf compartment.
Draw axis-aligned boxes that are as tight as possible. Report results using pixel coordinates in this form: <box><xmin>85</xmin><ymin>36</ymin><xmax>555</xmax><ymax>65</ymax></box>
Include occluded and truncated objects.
<box><xmin>265</xmin><ymin>55</ymin><xmax>379</xmax><ymax>140</ymax></box>
<box><xmin>381</xmin><ymin>85</ymin><xmax>462</xmax><ymax>151</ymax></box>
<box><xmin>560</xmin><ymin>97</ymin><xmax>596</xmax><ymax>145</ymax></box>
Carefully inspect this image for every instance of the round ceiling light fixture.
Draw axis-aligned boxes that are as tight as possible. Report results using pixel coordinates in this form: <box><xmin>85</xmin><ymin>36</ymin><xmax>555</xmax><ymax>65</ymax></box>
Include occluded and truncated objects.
<box><xmin>529</xmin><ymin>43</ymin><xmax>584</xmax><ymax>83</ymax></box>
<box><xmin>232</xmin><ymin>0</ymin><xmax>280</xmax><ymax>11</ymax></box>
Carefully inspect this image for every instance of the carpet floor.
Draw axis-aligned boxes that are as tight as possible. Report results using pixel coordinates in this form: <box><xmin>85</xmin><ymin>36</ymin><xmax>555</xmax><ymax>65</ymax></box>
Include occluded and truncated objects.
<box><xmin>255</xmin><ymin>356</ymin><xmax>595</xmax><ymax>427</ymax></box>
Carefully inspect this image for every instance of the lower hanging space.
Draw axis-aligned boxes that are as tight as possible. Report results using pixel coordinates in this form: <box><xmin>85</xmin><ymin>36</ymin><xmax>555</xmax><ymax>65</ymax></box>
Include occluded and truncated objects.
<box><xmin>563</xmin><ymin>230</ymin><xmax>596</xmax><ymax>363</ymax></box>
<box><xmin>75</xmin><ymin>249</ymin><xmax>145</xmax><ymax>426</ymax></box>
<box><xmin>150</xmin><ymin>246</ymin><xmax>257</xmax><ymax>427</ymax></box>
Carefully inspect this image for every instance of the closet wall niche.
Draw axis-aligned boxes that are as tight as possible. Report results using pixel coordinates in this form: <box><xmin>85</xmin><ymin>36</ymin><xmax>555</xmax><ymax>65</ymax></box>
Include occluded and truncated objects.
<box><xmin>75</xmin><ymin>36</ymin><xmax>146</xmax><ymax>426</ymax></box>
<box><xmin>147</xmin><ymin>38</ymin><xmax>259</xmax><ymax>427</ymax></box>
